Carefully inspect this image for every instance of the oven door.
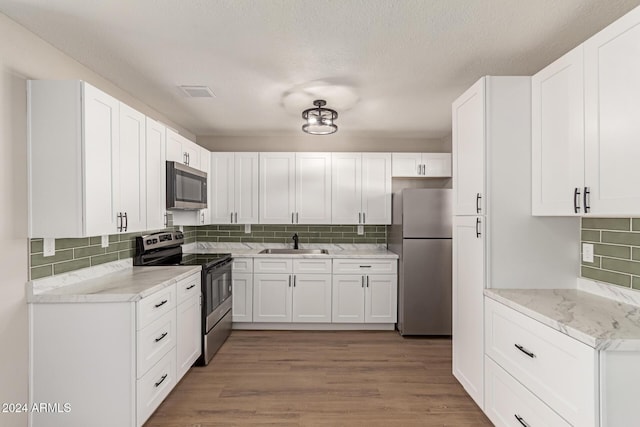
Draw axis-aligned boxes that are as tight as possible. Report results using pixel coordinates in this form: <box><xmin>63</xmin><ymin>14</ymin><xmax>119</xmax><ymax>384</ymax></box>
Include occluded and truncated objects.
<box><xmin>203</xmin><ymin>259</ymin><xmax>232</xmax><ymax>333</ymax></box>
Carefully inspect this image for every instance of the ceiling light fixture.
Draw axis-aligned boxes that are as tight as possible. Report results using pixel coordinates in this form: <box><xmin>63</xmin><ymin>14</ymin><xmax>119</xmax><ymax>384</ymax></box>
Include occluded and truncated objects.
<box><xmin>302</xmin><ymin>100</ymin><xmax>338</xmax><ymax>135</ymax></box>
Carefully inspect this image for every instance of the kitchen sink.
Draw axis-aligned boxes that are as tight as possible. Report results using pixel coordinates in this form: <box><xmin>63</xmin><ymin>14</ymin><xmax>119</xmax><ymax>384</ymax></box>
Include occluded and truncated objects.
<box><xmin>258</xmin><ymin>248</ymin><xmax>329</xmax><ymax>255</ymax></box>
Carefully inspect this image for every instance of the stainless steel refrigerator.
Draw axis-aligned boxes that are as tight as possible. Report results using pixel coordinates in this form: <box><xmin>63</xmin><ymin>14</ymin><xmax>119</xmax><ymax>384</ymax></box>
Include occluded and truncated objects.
<box><xmin>388</xmin><ymin>188</ymin><xmax>452</xmax><ymax>335</ymax></box>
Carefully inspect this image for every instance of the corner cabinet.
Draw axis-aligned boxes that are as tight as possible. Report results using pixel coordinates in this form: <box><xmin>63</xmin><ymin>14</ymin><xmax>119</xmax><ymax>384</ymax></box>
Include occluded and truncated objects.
<box><xmin>331</xmin><ymin>153</ymin><xmax>392</xmax><ymax>225</ymax></box>
<box><xmin>28</xmin><ymin>80</ymin><xmax>147</xmax><ymax>238</ymax></box>
<box><xmin>30</xmin><ymin>272</ymin><xmax>202</xmax><ymax>427</ymax></box>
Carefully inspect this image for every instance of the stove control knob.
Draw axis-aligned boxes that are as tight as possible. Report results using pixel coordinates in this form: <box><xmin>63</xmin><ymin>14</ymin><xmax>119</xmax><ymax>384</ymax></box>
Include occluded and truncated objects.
<box><xmin>146</xmin><ymin>239</ymin><xmax>152</xmax><ymax>245</ymax></box>
<box><xmin>153</xmin><ymin>239</ymin><xmax>158</xmax><ymax>244</ymax></box>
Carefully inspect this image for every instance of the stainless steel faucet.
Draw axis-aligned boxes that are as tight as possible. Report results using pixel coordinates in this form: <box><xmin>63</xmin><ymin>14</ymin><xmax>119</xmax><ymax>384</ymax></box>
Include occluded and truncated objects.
<box><xmin>292</xmin><ymin>233</ymin><xmax>299</xmax><ymax>249</ymax></box>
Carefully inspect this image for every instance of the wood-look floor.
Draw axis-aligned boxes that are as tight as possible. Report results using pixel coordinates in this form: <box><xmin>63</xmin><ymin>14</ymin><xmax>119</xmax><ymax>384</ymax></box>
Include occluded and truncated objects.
<box><xmin>145</xmin><ymin>331</ymin><xmax>491</xmax><ymax>427</ymax></box>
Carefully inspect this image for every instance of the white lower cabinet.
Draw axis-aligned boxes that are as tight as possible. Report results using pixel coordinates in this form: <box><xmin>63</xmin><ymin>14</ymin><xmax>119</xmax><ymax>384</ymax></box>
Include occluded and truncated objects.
<box><xmin>253</xmin><ymin>273</ymin><xmax>292</xmax><ymax>322</ymax></box>
<box><xmin>291</xmin><ymin>274</ymin><xmax>332</xmax><ymax>323</ymax></box>
<box><xmin>29</xmin><ymin>272</ymin><xmax>201</xmax><ymax>427</ymax></box>
<box><xmin>232</xmin><ymin>273</ymin><xmax>254</xmax><ymax>322</ymax></box>
<box><xmin>484</xmin><ymin>356</ymin><xmax>571</xmax><ymax>427</ymax></box>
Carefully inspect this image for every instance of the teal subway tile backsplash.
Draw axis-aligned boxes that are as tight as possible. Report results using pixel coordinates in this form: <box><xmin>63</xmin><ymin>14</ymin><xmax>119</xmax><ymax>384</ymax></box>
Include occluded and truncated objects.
<box><xmin>29</xmin><ymin>224</ymin><xmax>387</xmax><ymax>279</ymax></box>
<box><xmin>581</xmin><ymin>218</ymin><xmax>640</xmax><ymax>289</ymax></box>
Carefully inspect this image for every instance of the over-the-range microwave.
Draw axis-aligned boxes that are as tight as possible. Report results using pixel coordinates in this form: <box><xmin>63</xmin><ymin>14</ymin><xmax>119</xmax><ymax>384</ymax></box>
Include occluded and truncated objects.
<box><xmin>166</xmin><ymin>161</ymin><xmax>208</xmax><ymax>210</ymax></box>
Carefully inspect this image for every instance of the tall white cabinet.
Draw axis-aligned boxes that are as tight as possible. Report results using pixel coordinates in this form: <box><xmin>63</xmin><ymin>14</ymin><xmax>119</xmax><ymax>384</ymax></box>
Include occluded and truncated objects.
<box><xmin>451</xmin><ymin>76</ymin><xmax>579</xmax><ymax>410</ymax></box>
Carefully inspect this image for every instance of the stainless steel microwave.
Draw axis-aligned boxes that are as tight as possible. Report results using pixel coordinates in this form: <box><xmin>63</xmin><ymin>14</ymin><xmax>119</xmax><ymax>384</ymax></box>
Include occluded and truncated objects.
<box><xmin>166</xmin><ymin>161</ymin><xmax>208</xmax><ymax>210</ymax></box>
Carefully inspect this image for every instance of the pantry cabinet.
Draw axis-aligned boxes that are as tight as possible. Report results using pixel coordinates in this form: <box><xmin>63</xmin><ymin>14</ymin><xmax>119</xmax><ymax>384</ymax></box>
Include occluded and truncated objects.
<box><xmin>28</xmin><ymin>80</ymin><xmax>147</xmax><ymax>237</ymax></box>
<box><xmin>391</xmin><ymin>153</ymin><xmax>452</xmax><ymax>177</ymax></box>
<box><xmin>331</xmin><ymin>153</ymin><xmax>392</xmax><ymax>225</ymax></box>
<box><xmin>259</xmin><ymin>152</ymin><xmax>332</xmax><ymax>224</ymax></box>
<box><xmin>210</xmin><ymin>152</ymin><xmax>259</xmax><ymax>224</ymax></box>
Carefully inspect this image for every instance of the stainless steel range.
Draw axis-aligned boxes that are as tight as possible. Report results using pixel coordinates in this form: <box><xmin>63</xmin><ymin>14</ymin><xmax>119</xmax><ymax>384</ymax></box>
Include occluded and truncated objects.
<box><xmin>134</xmin><ymin>231</ymin><xmax>232</xmax><ymax>365</ymax></box>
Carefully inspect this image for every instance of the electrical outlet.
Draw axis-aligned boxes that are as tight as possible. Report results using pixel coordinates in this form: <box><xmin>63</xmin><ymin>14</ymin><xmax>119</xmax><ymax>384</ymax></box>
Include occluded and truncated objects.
<box><xmin>357</xmin><ymin>225</ymin><xmax>364</xmax><ymax>235</ymax></box>
<box><xmin>43</xmin><ymin>238</ymin><xmax>55</xmax><ymax>257</ymax></box>
<box><xmin>244</xmin><ymin>224</ymin><xmax>251</xmax><ymax>234</ymax></box>
<box><xmin>582</xmin><ymin>243</ymin><xmax>594</xmax><ymax>263</ymax></box>
<box><xmin>101</xmin><ymin>235</ymin><xmax>109</xmax><ymax>248</ymax></box>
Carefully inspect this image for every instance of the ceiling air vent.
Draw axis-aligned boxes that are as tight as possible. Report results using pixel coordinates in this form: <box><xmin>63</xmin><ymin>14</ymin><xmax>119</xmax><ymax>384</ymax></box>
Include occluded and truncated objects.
<box><xmin>179</xmin><ymin>85</ymin><xmax>215</xmax><ymax>98</ymax></box>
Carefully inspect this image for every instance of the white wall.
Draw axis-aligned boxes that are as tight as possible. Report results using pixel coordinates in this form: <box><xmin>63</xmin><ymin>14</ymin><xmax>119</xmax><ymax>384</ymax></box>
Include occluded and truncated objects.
<box><xmin>0</xmin><ymin>13</ymin><xmax>192</xmax><ymax>427</ymax></box>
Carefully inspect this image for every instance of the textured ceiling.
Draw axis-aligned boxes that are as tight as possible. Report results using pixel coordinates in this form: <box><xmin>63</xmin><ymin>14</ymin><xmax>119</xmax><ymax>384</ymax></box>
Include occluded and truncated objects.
<box><xmin>1</xmin><ymin>0</ymin><xmax>639</xmax><ymax>138</ymax></box>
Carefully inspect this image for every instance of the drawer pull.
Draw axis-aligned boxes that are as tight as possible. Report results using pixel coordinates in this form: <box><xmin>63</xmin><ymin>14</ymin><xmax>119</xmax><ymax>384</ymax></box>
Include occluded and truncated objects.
<box><xmin>155</xmin><ymin>332</ymin><xmax>168</xmax><ymax>342</ymax></box>
<box><xmin>514</xmin><ymin>414</ymin><xmax>530</xmax><ymax>427</ymax></box>
<box><xmin>186</xmin><ymin>284</ymin><xmax>196</xmax><ymax>290</ymax></box>
<box><xmin>154</xmin><ymin>374</ymin><xmax>168</xmax><ymax>388</ymax></box>
<box><xmin>360</xmin><ymin>265</ymin><xmax>372</xmax><ymax>268</ymax></box>
<box><xmin>154</xmin><ymin>299</ymin><xmax>168</xmax><ymax>308</ymax></box>
<box><xmin>514</xmin><ymin>344</ymin><xmax>536</xmax><ymax>358</ymax></box>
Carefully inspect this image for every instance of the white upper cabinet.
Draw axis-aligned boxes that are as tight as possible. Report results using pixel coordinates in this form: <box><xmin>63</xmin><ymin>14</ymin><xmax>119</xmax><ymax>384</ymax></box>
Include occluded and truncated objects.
<box><xmin>332</xmin><ymin>153</ymin><xmax>391</xmax><ymax>225</ymax></box>
<box><xmin>531</xmin><ymin>46</ymin><xmax>585</xmax><ymax>216</ymax></box>
<box><xmin>452</xmin><ymin>78</ymin><xmax>485</xmax><ymax>216</ymax></box>
<box><xmin>259</xmin><ymin>152</ymin><xmax>331</xmax><ymax>224</ymax></box>
<box><xmin>145</xmin><ymin>119</ymin><xmax>167</xmax><ymax>230</ymax></box>
<box><xmin>391</xmin><ymin>153</ymin><xmax>452</xmax><ymax>177</ymax></box>
<box><xmin>28</xmin><ymin>80</ymin><xmax>138</xmax><ymax>237</ymax></box>
<box><xmin>210</xmin><ymin>152</ymin><xmax>259</xmax><ymax>224</ymax></box>
<box><xmin>584</xmin><ymin>6</ymin><xmax>640</xmax><ymax>216</ymax></box>
<box><xmin>166</xmin><ymin>128</ymin><xmax>202</xmax><ymax>171</ymax></box>
<box><xmin>118</xmin><ymin>103</ymin><xmax>147</xmax><ymax>233</ymax></box>
<box><xmin>295</xmin><ymin>152</ymin><xmax>332</xmax><ymax>224</ymax></box>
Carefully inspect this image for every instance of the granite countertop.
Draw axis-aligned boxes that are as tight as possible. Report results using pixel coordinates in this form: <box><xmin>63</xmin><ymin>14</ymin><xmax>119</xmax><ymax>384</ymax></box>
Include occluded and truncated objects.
<box><xmin>485</xmin><ymin>288</ymin><xmax>640</xmax><ymax>351</ymax></box>
<box><xmin>28</xmin><ymin>261</ymin><xmax>201</xmax><ymax>303</ymax></box>
<box><xmin>183</xmin><ymin>242</ymin><xmax>399</xmax><ymax>259</ymax></box>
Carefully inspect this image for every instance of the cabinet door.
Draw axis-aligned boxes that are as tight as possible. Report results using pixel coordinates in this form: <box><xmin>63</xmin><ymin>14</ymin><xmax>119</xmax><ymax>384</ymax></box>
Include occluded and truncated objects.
<box><xmin>176</xmin><ymin>294</ymin><xmax>201</xmax><ymax>380</ymax></box>
<box><xmin>532</xmin><ymin>46</ymin><xmax>585</xmax><ymax>216</ymax></box>
<box><xmin>331</xmin><ymin>152</ymin><xmax>362</xmax><ymax>225</ymax></box>
<box><xmin>146</xmin><ymin>118</ymin><xmax>167</xmax><ymax>230</ymax></box>
<box><xmin>585</xmin><ymin>7</ymin><xmax>640</xmax><ymax>215</ymax></box>
<box><xmin>364</xmin><ymin>274</ymin><xmax>397</xmax><ymax>323</ymax></box>
<box><xmin>252</xmin><ymin>273</ymin><xmax>292</xmax><ymax>322</ymax></box>
<box><xmin>292</xmin><ymin>274</ymin><xmax>332</xmax><ymax>322</ymax></box>
<box><xmin>361</xmin><ymin>153</ymin><xmax>391</xmax><ymax>224</ymax></box>
<box><xmin>332</xmin><ymin>275</ymin><xmax>365</xmax><ymax>323</ymax></box>
<box><xmin>210</xmin><ymin>152</ymin><xmax>235</xmax><ymax>224</ymax></box>
<box><xmin>232</xmin><ymin>273</ymin><xmax>253</xmax><ymax>322</ymax></box>
<box><xmin>118</xmin><ymin>103</ymin><xmax>146</xmax><ymax>233</ymax></box>
<box><xmin>165</xmin><ymin>128</ymin><xmax>184</xmax><ymax>163</ymax></box>
<box><xmin>259</xmin><ymin>152</ymin><xmax>296</xmax><ymax>224</ymax></box>
<box><xmin>391</xmin><ymin>153</ymin><xmax>422</xmax><ymax>177</ymax></box>
<box><xmin>198</xmin><ymin>147</ymin><xmax>210</xmax><ymax>224</ymax></box>
<box><xmin>235</xmin><ymin>152</ymin><xmax>260</xmax><ymax>224</ymax></box>
<box><xmin>296</xmin><ymin>152</ymin><xmax>332</xmax><ymax>224</ymax></box>
<box><xmin>83</xmin><ymin>83</ymin><xmax>120</xmax><ymax>236</ymax></box>
<box><xmin>452</xmin><ymin>216</ymin><xmax>485</xmax><ymax>409</ymax></box>
<box><xmin>183</xmin><ymin>140</ymin><xmax>201</xmax><ymax>170</ymax></box>
<box><xmin>453</xmin><ymin>78</ymin><xmax>485</xmax><ymax>216</ymax></box>
<box><xmin>422</xmin><ymin>153</ymin><xmax>452</xmax><ymax>177</ymax></box>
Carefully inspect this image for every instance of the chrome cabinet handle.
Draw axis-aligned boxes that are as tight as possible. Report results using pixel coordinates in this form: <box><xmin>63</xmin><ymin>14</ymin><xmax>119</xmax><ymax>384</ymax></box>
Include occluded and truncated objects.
<box><xmin>574</xmin><ymin>187</ymin><xmax>581</xmax><ymax>214</ymax></box>
<box><xmin>361</xmin><ymin>276</ymin><xmax>365</xmax><ymax>287</ymax></box>
<box><xmin>476</xmin><ymin>193</ymin><xmax>482</xmax><ymax>214</ymax></box>
<box><xmin>155</xmin><ymin>374</ymin><xmax>168</xmax><ymax>388</ymax></box>
<box><xmin>296</xmin><ymin>212</ymin><xmax>299</xmax><ymax>223</ymax></box>
<box><xmin>154</xmin><ymin>332</ymin><xmax>168</xmax><ymax>343</ymax></box>
<box><xmin>163</xmin><ymin>213</ymin><xmax>168</xmax><ymax>227</ymax></box>
<box><xmin>584</xmin><ymin>186</ymin><xmax>591</xmax><ymax>213</ymax></box>
<box><xmin>201</xmin><ymin>212</ymin><xmax>205</xmax><ymax>224</ymax></box>
<box><xmin>475</xmin><ymin>218</ymin><xmax>481</xmax><ymax>238</ymax></box>
<box><xmin>359</xmin><ymin>212</ymin><xmax>362</xmax><ymax>224</ymax></box>
<box><xmin>231</xmin><ymin>212</ymin><xmax>234</xmax><ymax>223</ymax></box>
<box><xmin>123</xmin><ymin>212</ymin><xmax>128</xmax><ymax>231</ymax></box>
<box><xmin>514</xmin><ymin>414</ymin><xmax>530</xmax><ymax>427</ymax></box>
<box><xmin>417</xmin><ymin>164</ymin><xmax>421</xmax><ymax>175</ymax></box>
<box><xmin>154</xmin><ymin>299</ymin><xmax>168</xmax><ymax>308</ymax></box>
<box><xmin>360</xmin><ymin>265</ymin><xmax>372</xmax><ymax>268</ymax></box>
<box><xmin>421</xmin><ymin>164</ymin><xmax>426</xmax><ymax>175</ymax></box>
<box><xmin>116</xmin><ymin>212</ymin><xmax>122</xmax><ymax>232</ymax></box>
<box><xmin>293</xmin><ymin>275</ymin><xmax>296</xmax><ymax>287</ymax></box>
<box><xmin>234</xmin><ymin>212</ymin><xmax>238</xmax><ymax>223</ymax></box>
<box><xmin>366</xmin><ymin>276</ymin><xmax>369</xmax><ymax>287</ymax></box>
<box><xmin>514</xmin><ymin>344</ymin><xmax>535</xmax><ymax>358</ymax></box>
<box><xmin>362</xmin><ymin>212</ymin><xmax>366</xmax><ymax>224</ymax></box>
<box><xmin>288</xmin><ymin>275</ymin><xmax>292</xmax><ymax>287</ymax></box>
<box><xmin>186</xmin><ymin>284</ymin><xmax>196</xmax><ymax>290</ymax></box>
<box><xmin>291</xmin><ymin>213</ymin><xmax>295</xmax><ymax>224</ymax></box>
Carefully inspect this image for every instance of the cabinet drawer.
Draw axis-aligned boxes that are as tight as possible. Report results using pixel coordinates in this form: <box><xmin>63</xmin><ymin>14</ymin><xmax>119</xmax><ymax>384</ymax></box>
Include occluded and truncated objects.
<box><xmin>293</xmin><ymin>258</ymin><xmax>332</xmax><ymax>274</ymax></box>
<box><xmin>136</xmin><ymin>350</ymin><xmax>176</xmax><ymax>426</ymax></box>
<box><xmin>253</xmin><ymin>258</ymin><xmax>293</xmax><ymax>273</ymax></box>
<box><xmin>485</xmin><ymin>298</ymin><xmax>597</xmax><ymax>426</ymax></box>
<box><xmin>176</xmin><ymin>272</ymin><xmax>201</xmax><ymax>305</ymax></box>
<box><xmin>137</xmin><ymin>309</ymin><xmax>176</xmax><ymax>378</ymax></box>
<box><xmin>332</xmin><ymin>258</ymin><xmax>396</xmax><ymax>274</ymax></box>
<box><xmin>137</xmin><ymin>285</ymin><xmax>176</xmax><ymax>330</ymax></box>
<box><xmin>232</xmin><ymin>258</ymin><xmax>253</xmax><ymax>273</ymax></box>
<box><xmin>485</xmin><ymin>356</ymin><xmax>571</xmax><ymax>427</ymax></box>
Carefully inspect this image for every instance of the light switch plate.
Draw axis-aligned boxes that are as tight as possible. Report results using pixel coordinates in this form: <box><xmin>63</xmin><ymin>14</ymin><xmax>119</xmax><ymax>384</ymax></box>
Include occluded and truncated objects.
<box><xmin>357</xmin><ymin>225</ymin><xmax>364</xmax><ymax>235</ymax></box>
<box><xmin>582</xmin><ymin>243</ymin><xmax>594</xmax><ymax>263</ymax></box>
<box><xmin>43</xmin><ymin>238</ymin><xmax>55</xmax><ymax>257</ymax></box>
<box><xmin>101</xmin><ymin>235</ymin><xmax>109</xmax><ymax>248</ymax></box>
<box><xmin>244</xmin><ymin>224</ymin><xmax>251</xmax><ymax>234</ymax></box>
